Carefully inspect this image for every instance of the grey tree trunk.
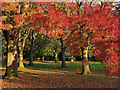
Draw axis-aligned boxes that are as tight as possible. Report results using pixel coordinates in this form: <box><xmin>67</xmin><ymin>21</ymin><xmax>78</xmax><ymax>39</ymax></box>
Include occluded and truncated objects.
<box><xmin>18</xmin><ymin>30</ymin><xmax>24</xmax><ymax>68</ymax></box>
<box><xmin>81</xmin><ymin>46</ymin><xmax>91</xmax><ymax>74</ymax></box>
<box><xmin>18</xmin><ymin>29</ymin><xmax>30</xmax><ymax>68</ymax></box>
<box><xmin>3</xmin><ymin>30</ymin><xmax>18</xmax><ymax>78</ymax></box>
<box><xmin>29</xmin><ymin>31</ymin><xmax>34</xmax><ymax>66</ymax></box>
<box><xmin>19</xmin><ymin>45</ymin><xmax>24</xmax><ymax>68</ymax></box>
<box><xmin>71</xmin><ymin>56</ymin><xmax>74</xmax><ymax>63</ymax></box>
<box><xmin>60</xmin><ymin>38</ymin><xmax>66</xmax><ymax>67</ymax></box>
<box><xmin>54</xmin><ymin>44</ymin><xmax>59</xmax><ymax>63</ymax></box>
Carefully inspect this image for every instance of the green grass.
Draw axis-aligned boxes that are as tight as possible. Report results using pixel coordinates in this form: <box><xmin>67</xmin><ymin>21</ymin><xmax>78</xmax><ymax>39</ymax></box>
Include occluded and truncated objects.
<box><xmin>24</xmin><ymin>61</ymin><xmax>105</xmax><ymax>75</ymax></box>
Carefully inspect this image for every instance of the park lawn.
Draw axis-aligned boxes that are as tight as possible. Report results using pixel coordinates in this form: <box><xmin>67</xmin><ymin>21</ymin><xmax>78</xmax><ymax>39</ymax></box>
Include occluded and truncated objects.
<box><xmin>24</xmin><ymin>61</ymin><xmax>105</xmax><ymax>75</ymax></box>
<box><xmin>2</xmin><ymin>61</ymin><xmax>119</xmax><ymax>88</ymax></box>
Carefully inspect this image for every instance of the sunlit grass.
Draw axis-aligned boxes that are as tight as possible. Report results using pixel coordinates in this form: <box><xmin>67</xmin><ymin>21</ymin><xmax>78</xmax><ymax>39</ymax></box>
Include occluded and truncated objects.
<box><xmin>24</xmin><ymin>61</ymin><xmax>105</xmax><ymax>75</ymax></box>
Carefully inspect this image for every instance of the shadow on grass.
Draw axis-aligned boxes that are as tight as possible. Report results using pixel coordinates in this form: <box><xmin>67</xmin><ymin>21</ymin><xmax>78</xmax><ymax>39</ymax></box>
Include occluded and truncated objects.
<box><xmin>24</xmin><ymin>63</ymin><xmax>79</xmax><ymax>72</ymax></box>
<box><xmin>24</xmin><ymin>62</ymin><xmax>105</xmax><ymax>75</ymax></box>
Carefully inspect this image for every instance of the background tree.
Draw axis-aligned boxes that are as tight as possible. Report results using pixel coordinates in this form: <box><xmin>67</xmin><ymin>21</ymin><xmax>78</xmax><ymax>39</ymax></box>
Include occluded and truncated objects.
<box><xmin>26</xmin><ymin>2</ymin><xmax>71</xmax><ymax>67</ymax></box>
<box><xmin>53</xmin><ymin>38</ymin><xmax>61</xmax><ymax>63</ymax></box>
<box><xmin>18</xmin><ymin>26</ymin><xmax>30</xmax><ymax>68</ymax></box>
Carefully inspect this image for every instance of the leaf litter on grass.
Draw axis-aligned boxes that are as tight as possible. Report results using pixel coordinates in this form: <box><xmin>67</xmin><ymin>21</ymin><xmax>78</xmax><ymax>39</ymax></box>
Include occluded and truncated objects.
<box><xmin>2</xmin><ymin>61</ymin><xmax>119</xmax><ymax>88</ymax></box>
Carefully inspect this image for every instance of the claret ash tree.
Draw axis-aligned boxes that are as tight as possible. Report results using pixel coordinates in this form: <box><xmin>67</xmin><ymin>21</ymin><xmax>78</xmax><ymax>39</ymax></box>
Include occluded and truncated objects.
<box><xmin>83</xmin><ymin>2</ymin><xmax>119</xmax><ymax>75</ymax></box>
<box><xmin>59</xmin><ymin>2</ymin><xmax>92</xmax><ymax>74</ymax></box>
<box><xmin>26</xmin><ymin>2</ymin><xmax>71</xmax><ymax>67</ymax></box>
<box><xmin>85</xmin><ymin>3</ymin><xmax>119</xmax><ymax>75</ymax></box>
<box><xmin>64</xmin><ymin>2</ymin><xmax>119</xmax><ymax>75</ymax></box>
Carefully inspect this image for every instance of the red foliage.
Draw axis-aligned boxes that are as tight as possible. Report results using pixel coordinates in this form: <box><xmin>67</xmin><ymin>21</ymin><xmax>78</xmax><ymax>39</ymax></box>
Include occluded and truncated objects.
<box><xmin>84</xmin><ymin>3</ymin><xmax>119</xmax><ymax>75</ymax></box>
<box><xmin>14</xmin><ymin>15</ymin><xmax>25</xmax><ymax>28</ymax></box>
<box><xmin>2</xmin><ymin>2</ymin><xmax>119</xmax><ymax>75</ymax></box>
<box><xmin>26</xmin><ymin>13</ymin><xmax>49</xmax><ymax>32</ymax></box>
<box><xmin>2</xmin><ymin>2</ymin><xmax>25</xmax><ymax>30</ymax></box>
<box><xmin>64</xmin><ymin>3</ymin><xmax>119</xmax><ymax>75</ymax></box>
<box><xmin>2</xmin><ymin>2</ymin><xmax>19</xmax><ymax>13</ymax></box>
<box><xmin>47</xmin><ymin>6</ymin><xmax>71</xmax><ymax>38</ymax></box>
<box><xmin>27</xmin><ymin>5</ymin><xmax>71</xmax><ymax>38</ymax></box>
<box><xmin>2</xmin><ymin>24</ymin><xmax>12</xmax><ymax>30</ymax></box>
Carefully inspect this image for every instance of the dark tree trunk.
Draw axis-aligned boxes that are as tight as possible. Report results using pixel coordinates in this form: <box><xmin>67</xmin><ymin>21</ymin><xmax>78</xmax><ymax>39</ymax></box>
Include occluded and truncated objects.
<box><xmin>3</xmin><ymin>30</ymin><xmax>18</xmax><ymax>78</ymax></box>
<box><xmin>60</xmin><ymin>38</ymin><xmax>66</xmax><ymax>67</ymax></box>
<box><xmin>29</xmin><ymin>31</ymin><xmax>34</xmax><ymax>66</ymax></box>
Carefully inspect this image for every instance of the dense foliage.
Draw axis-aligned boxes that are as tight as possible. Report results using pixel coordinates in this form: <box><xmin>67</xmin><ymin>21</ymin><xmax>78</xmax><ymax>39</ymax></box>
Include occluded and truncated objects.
<box><xmin>2</xmin><ymin>2</ymin><xmax>119</xmax><ymax>76</ymax></box>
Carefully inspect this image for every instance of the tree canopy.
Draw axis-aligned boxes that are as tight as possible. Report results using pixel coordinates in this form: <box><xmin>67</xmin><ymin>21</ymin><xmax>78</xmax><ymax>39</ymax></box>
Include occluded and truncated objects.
<box><xmin>2</xmin><ymin>2</ymin><xmax>119</xmax><ymax>76</ymax></box>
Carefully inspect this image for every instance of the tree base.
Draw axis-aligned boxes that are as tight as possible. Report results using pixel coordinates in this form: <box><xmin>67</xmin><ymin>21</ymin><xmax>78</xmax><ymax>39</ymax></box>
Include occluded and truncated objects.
<box><xmin>18</xmin><ymin>66</ymin><xmax>25</xmax><ymax>69</ymax></box>
<box><xmin>18</xmin><ymin>67</ymin><xmax>25</xmax><ymax>70</ymax></box>
<box><xmin>18</xmin><ymin>65</ymin><xmax>25</xmax><ymax>68</ymax></box>
<box><xmin>61</xmin><ymin>65</ymin><xmax>67</xmax><ymax>68</ymax></box>
<box><xmin>3</xmin><ymin>74</ymin><xmax>18</xmax><ymax>79</ymax></box>
<box><xmin>81</xmin><ymin>70</ymin><xmax>91</xmax><ymax>75</ymax></box>
<box><xmin>18</xmin><ymin>62</ymin><xmax>25</xmax><ymax>68</ymax></box>
<box><xmin>55</xmin><ymin>60</ymin><xmax>58</xmax><ymax>63</ymax></box>
<box><xmin>81</xmin><ymin>65</ymin><xmax>91</xmax><ymax>75</ymax></box>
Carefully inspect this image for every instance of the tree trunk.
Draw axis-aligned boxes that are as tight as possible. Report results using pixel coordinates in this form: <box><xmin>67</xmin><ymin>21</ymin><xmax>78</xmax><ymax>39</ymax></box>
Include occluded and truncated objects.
<box><xmin>3</xmin><ymin>30</ymin><xmax>18</xmax><ymax>78</ymax></box>
<box><xmin>55</xmin><ymin>53</ymin><xmax>59</xmax><ymax>63</ymax></box>
<box><xmin>71</xmin><ymin>56</ymin><xmax>74</xmax><ymax>63</ymax></box>
<box><xmin>54</xmin><ymin>44</ymin><xmax>59</xmax><ymax>63</ymax></box>
<box><xmin>18</xmin><ymin>30</ymin><xmax>24</xmax><ymax>68</ymax></box>
<box><xmin>18</xmin><ymin>29</ymin><xmax>30</xmax><ymax>68</ymax></box>
<box><xmin>81</xmin><ymin>46</ymin><xmax>91</xmax><ymax>74</ymax></box>
<box><xmin>29</xmin><ymin>31</ymin><xmax>33</xmax><ymax>66</ymax></box>
<box><xmin>60</xmin><ymin>38</ymin><xmax>66</xmax><ymax>67</ymax></box>
<box><xmin>42</xmin><ymin>56</ymin><xmax>44</xmax><ymax>62</ymax></box>
<box><xmin>19</xmin><ymin>46</ymin><xmax>24</xmax><ymax>68</ymax></box>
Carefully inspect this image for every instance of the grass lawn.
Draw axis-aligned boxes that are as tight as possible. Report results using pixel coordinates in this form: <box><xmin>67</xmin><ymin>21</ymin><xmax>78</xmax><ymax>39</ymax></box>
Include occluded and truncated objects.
<box><xmin>2</xmin><ymin>61</ymin><xmax>119</xmax><ymax>88</ymax></box>
<box><xmin>24</xmin><ymin>61</ymin><xmax>105</xmax><ymax>75</ymax></box>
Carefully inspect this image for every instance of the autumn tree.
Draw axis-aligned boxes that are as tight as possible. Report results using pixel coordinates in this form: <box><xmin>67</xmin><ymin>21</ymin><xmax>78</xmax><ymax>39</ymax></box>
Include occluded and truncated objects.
<box><xmin>26</xmin><ymin>2</ymin><xmax>71</xmax><ymax>67</ymax></box>
<box><xmin>2</xmin><ymin>1</ymin><xmax>118</xmax><ymax>77</ymax></box>
<box><xmin>18</xmin><ymin>26</ymin><xmax>30</xmax><ymax>68</ymax></box>
<box><xmin>84</xmin><ymin>3</ymin><xmax>119</xmax><ymax>75</ymax></box>
<box><xmin>53</xmin><ymin>38</ymin><xmax>61</xmax><ymax>63</ymax></box>
<box><xmin>59</xmin><ymin>2</ymin><xmax>91</xmax><ymax>74</ymax></box>
<box><xmin>2</xmin><ymin>2</ymin><xmax>26</xmax><ymax>77</ymax></box>
<box><xmin>64</xmin><ymin>2</ymin><xmax>119</xmax><ymax>75</ymax></box>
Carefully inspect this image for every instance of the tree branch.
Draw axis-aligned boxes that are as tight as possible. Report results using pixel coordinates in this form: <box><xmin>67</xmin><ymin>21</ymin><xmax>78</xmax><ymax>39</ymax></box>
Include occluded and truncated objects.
<box><xmin>65</xmin><ymin>24</ymin><xmax>86</xmax><ymax>40</ymax></box>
